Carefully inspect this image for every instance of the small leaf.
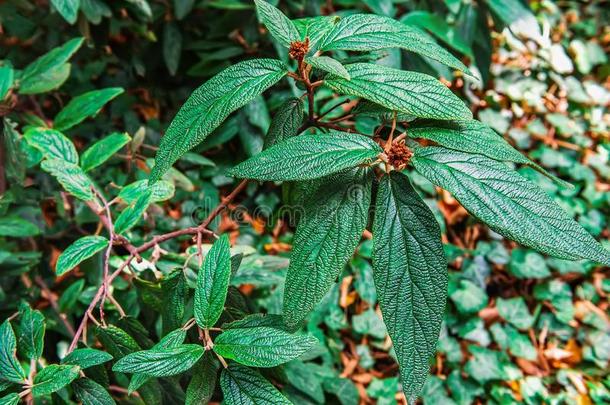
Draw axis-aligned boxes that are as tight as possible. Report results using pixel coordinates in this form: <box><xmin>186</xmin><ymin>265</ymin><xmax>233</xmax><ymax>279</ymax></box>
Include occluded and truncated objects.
<box><xmin>18</xmin><ymin>304</ymin><xmax>45</xmax><ymax>360</ymax></box>
<box><xmin>81</xmin><ymin>132</ymin><xmax>131</xmax><ymax>171</ymax></box>
<box><xmin>150</xmin><ymin>59</ymin><xmax>287</xmax><ymax>183</ymax></box>
<box><xmin>305</xmin><ymin>56</ymin><xmax>350</xmax><ymax>79</ymax></box>
<box><xmin>54</xmin><ymin>87</ymin><xmax>124</xmax><ymax>131</ymax></box>
<box><xmin>72</xmin><ymin>378</ymin><xmax>116</xmax><ymax>405</ymax></box>
<box><xmin>50</xmin><ymin>0</ymin><xmax>81</xmax><ymax>24</ymax></box>
<box><xmin>372</xmin><ymin>171</ymin><xmax>447</xmax><ymax>403</ymax></box>
<box><xmin>114</xmin><ymin>189</ymin><xmax>153</xmax><ymax>235</ymax></box>
<box><xmin>19</xmin><ymin>63</ymin><xmax>72</xmax><ymax>95</ymax></box>
<box><xmin>163</xmin><ymin>23</ymin><xmax>182</xmax><ymax>76</ymax></box>
<box><xmin>0</xmin><ymin>321</ymin><xmax>26</xmax><ymax>383</ymax></box>
<box><xmin>112</xmin><ymin>344</ymin><xmax>204</xmax><ymax>377</ymax></box>
<box><xmin>195</xmin><ymin>234</ymin><xmax>231</xmax><ymax>329</ymax></box>
<box><xmin>0</xmin><ymin>217</ymin><xmax>40</xmax><ymax>238</ymax></box>
<box><xmin>56</xmin><ymin>236</ymin><xmax>108</xmax><ymax>276</ymax></box>
<box><xmin>254</xmin><ymin>0</ymin><xmax>300</xmax><ymax>48</ymax></box>
<box><xmin>40</xmin><ymin>159</ymin><xmax>95</xmax><ymax>201</ymax></box>
<box><xmin>118</xmin><ymin>180</ymin><xmax>175</xmax><ymax>204</ymax></box>
<box><xmin>263</xmin><ymin>98</ymin><xmax>304</xmax><ymax>149</ymax></box>
<box><xmin>185</xmin><ymin>353</ymin><xmax>218</xmax><ymax>405</ymax></box>
<box><xmin>229</xmin><ymin>131</ymin><xmax>381</xmax><ymax>181</ymax></box>
<box><xmin>213</xmin><ymin>327</ymin><xmax>317</xmax><ymax>367</ymax></box>
<box><xmin>61</xmin><ymin>348</ymin><xmax>113</xmax><ymax>369</ymax></box>
<box><xmin>325</xmin><ymin>63</ymin><xmax>472</xmax><ymax>120</ymax></box>
<box><xmin>293</xmin><ymin>15</ymin><xmax>340</xmax><ymax>53</ymax></box>
<box><xmin>412</xmin><ymin>147</ymin><xmax>610</xmax><ymax>265</ymax></box>
<box><xmin>24</xmin><ymin>128</ymin><xmax>78</xmax><ymax>164</ymax></box>
<box><xmin>220</xmin><ymin>363</ymin><xmax>291</xmax><ymax>404</ymax></box>
<box><xmin>32</xmin><ymin>364</ymin><xmax>80</xmax><ymax>397</ymax></box>
<box><xmin>0</xmin><ymin>66</ymin><xmax>14</xmax><ymax>99</ymax></box>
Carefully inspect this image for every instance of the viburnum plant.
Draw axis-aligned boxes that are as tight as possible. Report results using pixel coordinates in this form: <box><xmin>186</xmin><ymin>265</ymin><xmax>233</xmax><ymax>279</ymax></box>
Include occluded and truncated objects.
<box><xmin>2</xmin><ymin>1</ymin><xmax>610</xmax><ymax>404</ymax></box>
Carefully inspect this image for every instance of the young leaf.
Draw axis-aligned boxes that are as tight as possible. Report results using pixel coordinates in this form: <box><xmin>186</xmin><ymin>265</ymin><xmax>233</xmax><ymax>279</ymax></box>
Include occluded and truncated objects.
<box><xmin>118</xmin><ymin>180</ymin><xmax>175</xmax><ymax>204</ymax></box>
<box><xmin>229</xmin><ymin>131</ymin><xmax>381</xmax><ymax>181</ymax></box>
<box><xmin>185</xmin><ymin>353</ymin><xmax>218</xmax><ymax>405</ymax></box>
<box><xmin>19</xmin><ymin>37</ymin><xmax>84</xmax><ymax>94</ymax></box>
<box><xmin>114</xmin><ymin>189</ymin><xmax>153</xmax><ymax>235</ymax></box>
<box><xmin>0</xmin><ymin>217</ymin><xmax>40</xmax><ymax>238</ymax></box>
<box><xmin>54</xmin><ymin>87</ymin><xmax>124</xmax><ymax>131</ymax></box>
<box><xmin>195</xmin><ymin>234</ymin><xmax>231</xmax><ymax>329</ymax></box>
<box><xmin>32</xmin><ymin>364</ymin><xmax>80</xmax><ymax>397</ymax></box>
<box><xmin>412</xmin><ymin>147</ymin><xmax>610</xmax><ymax>265</ymax></box>
<box><xmin>40</xmin><ymin>159</ymin><xmax>95</xmax><ymax>201</ymax></box>
<box><xmin>0</xmin><ymin>66</ymin><xmax>14</xmax><ymax>99</ymax></box>
<box><xmin>325</xmin><ymin>63</ymin><xmax>472</xmax><ymax>120</ymax></box>
<box><xmin>305</xmin><ymin>56</ymin><xmax>350</xmax><ymax>79</ymax></box>
<box><xmin>56</xmin><ymin>235</ymin><xmax>108</xmax><ymax>276</ymax></box>
<box><xmin>283</xmin><ymin>168</ymin><xmax>373</xmax><ymax>328</ymax></box>
<box><xmin>0</xmin><ymin>321</ymin><xmax>26</xmax><ymax>383</ymax></box>
<box><xmin>263</xmin><ymin>98</ymin><xmax>304</xmax><ymax>149</ymax></box>
<box><xmin>61</xmin><ymin>348</ymin><xmax>113</xmax><ymax>369</ymax></box>
<box><xmin>372</xmin><ymin>171</ymin><xmax>447</xmax><ymax>403</ymax></box>
<box><xmin>254</xmin><ymin>0</ymin><xmax>300</xmax><ymax>48</ymax></box>
<box><xmin>112</xmin><ymin>344</ymin><xmax>204</xmax><ymax>377</ymax></box>
<box><xmin>18</xmin><ymin>304</ymin><xmax>45</xmax><ymax>360</ymax></box>
<box><xmin>150</xmin><ymin>59</ymin><xmax>288</xmax><ymax>183</ymax></box>
<box><xmin>220</xmin><ymin>363</ymin><xmax>291</xmax><ymax>405</ymax></box>
<box><xmin>24</xmin><ymin>127</ymin><xmax>78</xmax><ymax>164</ymax></box>
<box><xmin>213</xmin><ymin>327</ymin><xmax>317</xmax><ymax>367</ymax></box>
<box><xmin>318</xmin><ymin>14</ymin><xmax>471</xmax><ymax>75</ymax></box>
<box><xmin>81</xmin><ymin>132</ymin><xmax>131</xmax><ymax>171</ymax></box>
<box><xmin>72</xmin><ymin>378</ymin><xmax>116</xmax><ymax>405</ymax></box>
<box><xmin>50</xmin><ymin>0</ymin><xmax>81</xmax><ymax>24</ymax></box>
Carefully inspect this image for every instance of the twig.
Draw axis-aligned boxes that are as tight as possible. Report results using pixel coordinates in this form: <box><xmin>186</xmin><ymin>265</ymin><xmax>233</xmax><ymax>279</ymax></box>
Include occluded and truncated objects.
<box><xmin>34</xmin><ymin>276</ymin><xmax>76</xmax><ymax>337</ymax></box>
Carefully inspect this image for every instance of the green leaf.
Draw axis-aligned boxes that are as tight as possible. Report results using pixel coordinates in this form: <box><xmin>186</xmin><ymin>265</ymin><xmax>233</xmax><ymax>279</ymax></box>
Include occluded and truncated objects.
<box><xmin>305</xmin><ymin>56</ymin><xmax>350</xmax><ymax>79</ymax></box>
<box><xmin>185</xmin><ymin>353</ymin><xmax>218</xmax><ymax>405</ymax></box>
<box><xmin>40</xmin><ymin>159</ymin><xmax>95</xmax><ymax>201</ymax></box>
<box><xmin>161</xmin><ymin>269</ymin><xmax>188</xmax><ymax>334</ymax></box>
<box><xmin>220</xmin><ymin>363</ymin><xmax>291</xmax><ymax>404</ymax></box>
<box><xmin>254</xmin><ymin>0</ymin><xmax>300</xmax><ymax>48</ymax></box>
<box><xmin>19</xmin><ymin>37</ymin><xmax>84</xmax><ymax>94</ymax></box>
<box><xmin>72</xmin><ymin>378</ymin><xmax>116</xmax><ymax>405</ymax></box>
<box><xmin>54</xmin><ymin>87</ymin><xmax>124</xmax><ymax>131</ymax></box>
<box><xmin>61</xmin><ymin>348</ymin><xmax>113</xmax><ymax>369</ymax></box>
<box><xmin>118</xmin><ymin>180</ymin><xmax>175</xmax><ymax>204</ymax></box>
<box><xmin>263</xmin><ymin>98</ymin><xmax>304</xmax><ymax>149</ymax></box>
<box><xmin>32</xmin><ymin>364</ymin><xmax>80</xmax><ymax>397</ymax></box>
<box><xmin>24</xmin><ymin>128</ymin><xmax>78</xmax><ymax>164</ymax></box>
<box><xmin>112</xmin><ymin>344</ymin><xmax>204</xmax><ymax>377</ymax></box>
<box><xmin>56</xmin><ymin>236</ymin><xmax>108</xmax><ymax>276</ymax></box>
<box><xmin>81</xmin><ymin>132</ymin><xmax>131</xmax><ymax>171</ymax></box>
<box><xmin>409</xmin><ymin>120</ymin><xmax>571</xmax><ymax>187</ymax></box>
<box><xmin>496</xmin><ymin>297</ymin><xmax>535</xmax><ymax>331</ymax></box>
<box><xmin>0</xmin><ymin>393</ymin><xmax>19</xmax><ymax>405</ymax></box>
<box><xmin>401</xmin><ymin>11</ymin><xmax>473</xmax><ymax>58</ymax></box>
<box><xmin>150</xmin><ymin>59</ymin><xmax>287</xmax><ymax>183</ymax></box>
<box><xmin>0</xmin><ymin>321</ymin><xmax>26</xmax><ymax>383</ymax></box>
<box><xmin>318</xmin><ymin>14</ymin><xmax>471</xmax><ymax>75</ymax></box>
<box><xmin>163</xmin><ymin>22</ymin><xmax>182</xmax><ymax>75</ymax></box>
<box><xmin>283</xmin><ymin>168</ymin><xmax>373</xmax><ymax>328</ymax></box>
<box><xmin>18</xmin><ymin>304</ymin><xmax>45</xmax><ymax>360</ymax></box>
<box><xmin>50</xmin><ymin>0</ymin><xmax>81</xmax><ymax>24</ymax></box>
<box><xmin>412</xmin><ymin>147</ymin><xmax>610</xmax><ymax>265</ymax></box>
<box><xmin>229</xmin><ymin>131</ymin><xmax>381</xmax><ymax>181</ymax></box>
<box><xmin>114</xmin><ymin>189</ymin><xmax>153</xmax><ymax>235</ymax></box>
<box><xmin>0</xmin><ymin>66</ymin><xmax>14</xmax><ymax>100</ymax></box>
<box><xmin>293</xmin><ymin>16</ymin><xmax>339</xmax><ymax>53</ymax></box>
<box><xmin>95</xmin><ymin>325</ymin><xmax>141</xmax><ymax>359</ymax></box>
<box><xmin>213</xmin><ymin>327</ymin><xmax>317</xmax><ymax>367</ymax></box>
<box><xmin>325</xmin><ymin>64</ymin><xmax>471</xmax><ymax>120</ymax></box>
<box><xmin>194</xmin><ymin>234</ymin><xmax>231</xmax><ymax>329</ymax></box>
<box><xmin>372</xmin><ymin>171</ymin><xmax>447</xmax><ymax>403</ymax></box>
<box><xmin>0</xmin><ymin>217</ymin><xmax>40</xmax><ymax>238</ymax></box>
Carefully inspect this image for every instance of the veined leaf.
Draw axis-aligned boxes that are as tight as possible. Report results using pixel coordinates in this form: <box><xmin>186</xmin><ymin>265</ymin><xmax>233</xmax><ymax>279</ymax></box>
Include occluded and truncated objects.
<box><xmin>254</xmin><ymin>0</ymin><xmax>300</xmax><ymax>48</ymax></box>
<box><xmin>56</xmin><ymin>236</ymin><xmax>108</xmax><ymax>276</ymax></box>
<box><xmin>372</xmin><ymin>171</ymin><xmax>447</xmax><ymax>403</ymax></box>
<box><xmin>19</xmin><ymin>37</ymin><xmax>84</xmax><ymax>93</ymax></box>
<box><xmin>19</xmin><ymin>63</ymin><xmax>72</xmax><ymax>95</ymax></box>
<box><xmin>61</xmin><ymin>348</ymin><xmax>113</xmax><ymax>369</ymax></box>
<box><xmin>18</xmin><ymin>304</ymin><xmax>45</xmax><ymax>360</ymax></box>
<box><xmin>150</xmin><ymin>59</ymin><xmax>288</xmax><ymax>183</ymax></box>
<box><xmin>0</xmin><ymin>393</ymin><xmax>19</xmax><ymax>405</ymax></box>
<box><xmin>81</xmin><ymin>132</ymin><xmax>131</xmax><ymax>171</ymax></box>
<box><xmin>32</xmin><ymin>364</ymin><xmax>80</xmax><ymax>397</ymax></box>
<box><xmin>325</xmin><ymin>64</ymin><xmax>471</xmax><ymax>120</ymax></box>
<box><xmin>41</xmin><ymin>159</ymin><xmax>95</xmax><ymax>201</ymax></box>
<box><xmin>293</xmin><ymin>15</ymin><xmax>340</xmax><ymax>53</ymax></box>
<box><xmin>50</xmin><ymin>0</ymin><xmax>81</xmax><ymax>24</ymax></box>
<box><xmin>412</xmin><ymin>147</ymin><xmax>610</xmax><ymax>265</ymax></box>
<box><xmin>24</xmin><ymin>128</ymin><xmax>78</xmax><ymax>164</ymax></box>
<box><xmin>305</xmin><ymin>56</ymin><xmax>350</xmax><ymax>79</ymax></box>
<box><xmin>118</xmin><ymin>180</ymin><xmax>175</xmax><ymax>204</ymax></box>
<box><xmin>195</xmin><ymin>234</ymin><xmax>231</xmax><ymax>329</ymax></box>
<box><xmin>318</xmin><ymin>14</ymin><xmax>471</xmax><ymax>75</ymax></box>
<box><xmin>54</xmin><ymin>87</ymin><xmax>124</xmax><ymax>131</ymax></box>
<box><xmin>263</xmin><ymin>98</ymin><xmax>304</xmax><ymax>149</ymax></box>
<box><xmin>72</xmin><ymin>378</ymin><xmax>116</xmax><ymax>405</ymax></box>
<box><xmin>95</xmin><ymin>325</ymin><xmax>141</xmax><ymax>360</ymax></box>
<box><xmin>0</xmin><ymin>217</ymin><xmax>40</xmax><ymax>237</ymax></box>
<box><xmin>283</xmin><ymin>168</ymin><xmax>373</xmax><ymax>328</ymax></box>
<box><xmin>114</xmin><ymin>189</ymin><xmax>153</xmax><ymax>235</ymax></box>
<box><xmin>409</xmin><ymin>120</ymin><xmax>571</xmax><ymax>187</ymax></box>
<box><xmin>112</xmin><ymin>344</ymin><xmax>204</xmax><ymax>377</ymax></box>
<box><xmin>0</xmin><ymin>66</ymin><xmax>14</xmax><ymax>99</ymax></box>
<box><xmin>0</xmin><ymin>321</ymin><xmax>26</xmax><ymax>383</ymax></box>
<box><xmin>161</xmin><ymin>269</ymin><xmax>188</xmax><ymax>334</ymax></box>
<box><xmin>213</xmin><ymin>327</ymin><xmax>317</xmax><ymax>367</ymax></box>
<box><xmin>229</xmin><ymin>131</ymin><xmax>381</xmax><ymax>181</ymax></box>
<box><xmin>220</xmin><ymin>363</ymin><xmax>291</xmax><ymax>405</ymax></box>
<box><xmin>185</xmin><ymin>353</ymin><xmax>218</xmax><ymax>405</ymax></box>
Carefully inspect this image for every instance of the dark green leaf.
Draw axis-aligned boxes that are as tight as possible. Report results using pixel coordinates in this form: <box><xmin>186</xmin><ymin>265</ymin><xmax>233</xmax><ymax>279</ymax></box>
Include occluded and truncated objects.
<box><xmin>72</xmin><ymin>378</ymin><xmax>116</xmax><ymax>405</ymax></box>
<box><xmin>0</xmin><ymin>321</ymin><xmax>26</xmax><ymax>383</ymax></box>
<box><xmin>56</xmin><ymin>236</ymin><xmax>108</xmax><ymax>276</ymax></box>
<box><xmin>81</xmin><ymin>132</ymin><xmax>131</xmax><ymax>171</ymax></box>
<box><xmin>24</xmin><ymin>127</ymin><xmax>78</xmax><ymax>164</ymax></box>
<box><xmin>54</xmin><ymin>87</ymin><xmax>124</xmax><ymax>131</ymax></box>
<box><xmin>61</xmin><ymin>348</ymin><xmax>113</xmax><ymax>369</ymax></box>
<box><xmin>95</xmin><ymin>325</ymin><xmax>141</xmax><ymax>359</ymax></box>
<box><xmin>306</xmin><ymin>56</ymin><xmax>350</xmax><ymax>79</ymax></box>
<box><xmin>220</xmin><ymin>363</ymin><xmax>291</xmax><ymax>404</ymax></box>
<box><xmin>0</xmin><ymin>217</ymin><xmax>40</xmax><ymax>238</ymax></box>
<box><xmin>163</xmin><ymin>23</ymin><xmax>182</xmax><ymax>76</ymax></box>
<box><xmin>40</xmin><ymin>159</ymin><xmax>95</xmax><ymax>201</ymax></box>
<box><xmin>112</xmin><ymin>344</ymin><xmax>204</xmax><ymax>377</ymax></box>
<box><xmin>185</xmin><ymin>353</ymin><xmax>218</xmax><ymax>405</ymax></box>
<box><xmin>263</xmin><ymin>98</ymin><xmax>304</xmax><ymax>149</ymax></box>
<box><xmin>162</xmin><ymin>269</ymin><xmax>188</xmax><ymax>334</ymax></box>
<box><xmin>254</xmin><ymin>0</ymin><xmax>300</xmax><ymax>48</ymax></box>
<box><xmin>401</xmin><ymin>11</ymin><xmax>473</xmax><ymax>58</ymax></box>
<box><xmin>32</xmin><ymin>364</ymin><xmax>80</xmax><ymax>397</ymax></box>
<box><xmin>50</xmin><ymin>0</ymin><xmax>80</xmax><ymax>24</ymax></box>
<box><xmin>18</xmin><ymin>304</ymin><xmax>45</xmax><ymax>360</ymax></box>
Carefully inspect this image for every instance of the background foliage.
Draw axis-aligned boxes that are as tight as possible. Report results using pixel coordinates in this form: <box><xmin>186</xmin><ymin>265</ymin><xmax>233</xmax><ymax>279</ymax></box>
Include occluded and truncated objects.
<box><xmin>1</xmin><ymin>0</ymin><xmax>609</xmax><ymax>404</ymax></box>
